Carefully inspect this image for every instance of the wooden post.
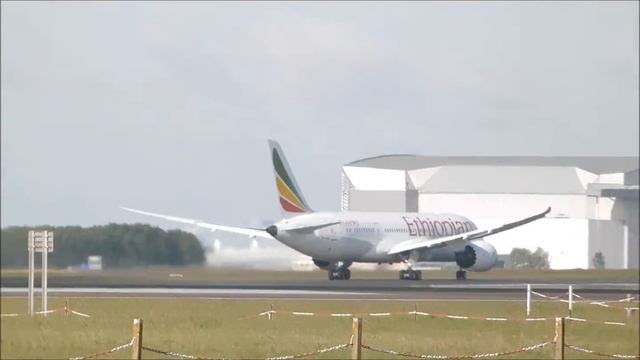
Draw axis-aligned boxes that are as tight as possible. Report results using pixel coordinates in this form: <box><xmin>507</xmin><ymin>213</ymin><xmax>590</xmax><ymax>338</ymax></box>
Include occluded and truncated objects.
<box><xmin>351</xmin><ymin>317</ymin><xmax>362</xmax><ymax>360</ymax></box>
<box><xmin>414</xmin><ymin>303</ymin><xmax>417</xmax><ymax>321</ymax></box>
<box><xmin>65</xmin><ymin>299</ymin><xmax>69</xmax><ymax>316</ymax></box>
<box><xmin>554</xmin><ymin>317</ymin><xmax>564</xmax><ymax>360</ymax></box>
<box><xmin>131</xmin><ymin>318</ymin><xmax>143</xmax><ymax>360</ymax></box>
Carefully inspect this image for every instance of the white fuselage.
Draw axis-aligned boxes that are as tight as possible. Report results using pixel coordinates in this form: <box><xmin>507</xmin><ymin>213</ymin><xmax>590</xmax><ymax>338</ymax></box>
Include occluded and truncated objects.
<box><xmin>272</xmin><ymin>211</ymin><xmax>497</xmax><ymax>269</ymax></box>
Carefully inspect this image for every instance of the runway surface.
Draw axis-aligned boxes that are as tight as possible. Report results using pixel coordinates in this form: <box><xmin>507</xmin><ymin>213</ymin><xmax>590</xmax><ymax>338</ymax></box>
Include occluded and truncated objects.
<box><xmin>2</xmin><ymin>280</ymin><xmax>638</xmax><ymax>300</ymax></box>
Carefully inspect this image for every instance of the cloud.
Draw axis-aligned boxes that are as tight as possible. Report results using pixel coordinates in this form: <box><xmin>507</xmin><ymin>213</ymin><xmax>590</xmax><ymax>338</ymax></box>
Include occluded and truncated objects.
<box><xmin>1</xmin><ymin>2</ymin><xmax>638</xmax><ymax>226</ymax></box>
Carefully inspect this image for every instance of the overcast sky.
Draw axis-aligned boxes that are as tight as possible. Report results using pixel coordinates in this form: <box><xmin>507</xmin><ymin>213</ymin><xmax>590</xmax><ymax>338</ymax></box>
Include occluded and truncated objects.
<box><xmin>2</xmin><ymin>1</ymin><xmax>638</xmax><ymax>228</ymax></box>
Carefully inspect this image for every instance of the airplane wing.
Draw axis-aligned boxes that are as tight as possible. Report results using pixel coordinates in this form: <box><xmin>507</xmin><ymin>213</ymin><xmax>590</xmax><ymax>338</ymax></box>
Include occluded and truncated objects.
<box><xmin>120</xmin><ymin>206</ymin><xmax>271</xmax><ymax>239</ymax></box>
<box><xmin>387</xmin><ymin>207</ymin><xmax>551</xmax><ymax>255</ymax></box>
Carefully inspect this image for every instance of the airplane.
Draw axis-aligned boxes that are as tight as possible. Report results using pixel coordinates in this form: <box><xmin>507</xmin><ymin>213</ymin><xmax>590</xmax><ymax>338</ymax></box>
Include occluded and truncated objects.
<box><xmin>122</xmin><ymin>140</ymin><xmax>550</xmax><ymax>281</ymax></box>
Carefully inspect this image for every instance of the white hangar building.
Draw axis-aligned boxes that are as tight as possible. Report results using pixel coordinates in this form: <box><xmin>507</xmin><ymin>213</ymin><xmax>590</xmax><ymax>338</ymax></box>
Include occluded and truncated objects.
<box><xmin>341</xmin><ymin>156</ymin><xmax>639</xmax><ymax>270</ymax></box>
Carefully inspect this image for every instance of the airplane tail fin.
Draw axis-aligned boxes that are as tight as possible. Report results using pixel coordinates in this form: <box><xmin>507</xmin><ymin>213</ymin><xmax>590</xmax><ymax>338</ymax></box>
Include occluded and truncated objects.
<box><xmin>268</xmin><ymin>140</ymin><xmax>313</xmax><ymax>217</ymax></box>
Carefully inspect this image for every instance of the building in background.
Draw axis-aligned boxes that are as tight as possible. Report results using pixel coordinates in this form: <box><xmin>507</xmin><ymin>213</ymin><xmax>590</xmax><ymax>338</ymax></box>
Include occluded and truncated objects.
<box><xmin>342</xmin><ymin>156</ymin><xmax>639</xmax><ymax>269</ymax></box>
<box><xmin>87</xmin><ymin>255</ymin><xmax>103</xmax><ymax>271</ymax></box>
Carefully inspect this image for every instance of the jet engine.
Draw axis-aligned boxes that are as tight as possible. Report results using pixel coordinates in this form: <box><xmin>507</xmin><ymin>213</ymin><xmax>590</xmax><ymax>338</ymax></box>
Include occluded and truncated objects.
<box><xmin>312</xmin><ymin>258</ymin><xmax>333</xmax><ymax>270</ymax></box>
<box><xmin>454</xmin><ymin>240</ymin><xmax>497</xmax><ymax>272</ymax></box>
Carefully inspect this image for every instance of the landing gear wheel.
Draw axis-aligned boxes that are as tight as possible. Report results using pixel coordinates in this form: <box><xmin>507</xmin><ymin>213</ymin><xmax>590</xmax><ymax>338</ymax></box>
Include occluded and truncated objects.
<box><xmin>414</xmin><ymin>270</ymin><xmax>422</xmax><ymax>280</ymax></box>
<box><xmin>456</xmin><ymin>270</ymin><xmax>467</xmax><ymax>280</ymax></box>
<box><xmin>328</xmin><ymin>268</ymin><xmax>351</xmax><ymax>280</ymax></box>
<box><xmin>399</xmin><ymin>269</ymin><xmax>422</xmax><ymax>281</ymax></box>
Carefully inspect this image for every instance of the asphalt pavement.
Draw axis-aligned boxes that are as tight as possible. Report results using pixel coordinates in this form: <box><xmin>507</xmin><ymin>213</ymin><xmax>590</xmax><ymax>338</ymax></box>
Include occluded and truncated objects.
<box><xmin>2</xmin><ymin>279</ymin><xmax>637</xmax><ymax>300</ymax></box>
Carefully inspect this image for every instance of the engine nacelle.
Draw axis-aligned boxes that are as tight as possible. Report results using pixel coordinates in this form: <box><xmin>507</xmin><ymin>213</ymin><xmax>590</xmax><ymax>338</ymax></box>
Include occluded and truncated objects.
<box><xmin>312</xmin><ymin>258</ymin><xmax>334</xmax><ymax>270</ymax></box>
<box><xmin>454</xmin><ymin>240</ymin><xmax>497</xmax><ymax>272</ymax></box>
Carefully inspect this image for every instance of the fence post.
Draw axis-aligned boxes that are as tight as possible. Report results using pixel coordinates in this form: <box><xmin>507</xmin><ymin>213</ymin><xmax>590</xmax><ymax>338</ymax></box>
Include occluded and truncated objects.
<box><xmin>65</xmin><ymin>299</ymin><xmax>69</xmax><ymax>316</ymax></box>
<box><xmin>352</xmin><ymin>317</ymin><xmax>362</xmax><ymax>360</ymax></box>
<box><xmin>568</xmin><ymin>285</ymin><xmax>573</xmax><ymax>316</ymax></box>
<box><xmin>42</xmin><ymin>230</ymin><xmax>48</xmax><ymax>317</ymax></box>
<box><xmin>131</xmin><ymin>318</ymin><xmax>143</xmax><ymax>360</ymax></box>
<box><xmin>625</xmin><ymin>293</ymin><xmax>633</xmax><ymax>323</ymax></box>
<box><xmin>27</xmin><ymin>231</ymin><xmax>35</xmax><ymax>316</ymax></box>
<box><xmin>554</xmin><ymin>317</ymin><xmax>564</xmax><ymax>360</ymax></box>
<box><xmin>526</xmin><ymin>284</ymin><xmax>531</xmax><ymax>317</ymax></box>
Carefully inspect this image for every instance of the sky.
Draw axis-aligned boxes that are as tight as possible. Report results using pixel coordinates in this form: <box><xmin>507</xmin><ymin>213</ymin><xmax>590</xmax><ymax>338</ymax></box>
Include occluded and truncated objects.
<box><xmin>2</xmin><ymin>1</ymin><xmax>639</xmax><ymax>229</ymax></box>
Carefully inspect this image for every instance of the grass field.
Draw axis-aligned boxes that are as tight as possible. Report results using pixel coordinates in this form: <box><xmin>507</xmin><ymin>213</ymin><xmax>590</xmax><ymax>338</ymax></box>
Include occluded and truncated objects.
<box><xmin>1</xmin><ymin>297</ymin><xmax>638</xmax><ymax>359</ymax></box>
<box><xmin>1</xmin><ymin>267</ymin><xmax>639</xmax><ymax>287</ymax></box>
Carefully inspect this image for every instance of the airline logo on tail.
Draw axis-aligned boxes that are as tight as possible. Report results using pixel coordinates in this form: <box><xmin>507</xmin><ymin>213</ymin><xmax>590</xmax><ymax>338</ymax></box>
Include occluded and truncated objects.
<box><xmin>269</xmin><ymin>140</ymin><xmax>312</xmax><ymax>215</ymax></box>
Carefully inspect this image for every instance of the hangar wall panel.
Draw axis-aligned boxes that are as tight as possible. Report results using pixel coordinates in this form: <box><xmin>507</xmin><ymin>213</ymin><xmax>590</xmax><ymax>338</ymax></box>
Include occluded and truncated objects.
<box><xmin>406</xmin><ymin>189</ymin><xmax>419</xmax><ymax>212</ymax></box>
<box><xmin>612</xmin><ymin>197</ymin><xmax>639</xmax><ymax>268</ymax></box>
<box><xmin>414</xmin><ymin>166</ymin><xmax>586</xmax><ymax>194</ymax></box>
<box><xmin>342</xmin><ymin>167</ymin><xmax>406</xmax><ymax>191</ymax></box>
<box><xmin>624</xmin><ymin>169</ymin><xmax>639</xmax><ymax>185</ymax></box>
<box><xmin>408</xmin><ymin>167</ymin><xmax>441</xmax><ymax>189</ymax></box>
<box><xmin>598</xmin><ymin>173</ymin><xmax>625</xmax><ymax>184</ymax></box>
<box><xmin>575</xmin><ymin>168</ymin><xmax>599</xmax><ymax>189</ymax></box>
<box><xmin>594</xmin><ymin>196</ymin><xmax>616</xmax><ymax>220</ymax></box>
<box><xmin>588</xmin><ymin>220</ymin><xmax>625</xmax><ymax>269</ymax></box>
<box><xmin>348</xmin><ymin>190</ymin><xmax>407</xmax><ymax>212</ymax></box>
<box><xmin>417</xmin><ymin>194</ymin><xmax>586</xmax><ymax>219</ymax></box>
<box><xmin>474</xmin><ymin>218</ymin><xmax>588</xmax><ymax>269</ymax></box>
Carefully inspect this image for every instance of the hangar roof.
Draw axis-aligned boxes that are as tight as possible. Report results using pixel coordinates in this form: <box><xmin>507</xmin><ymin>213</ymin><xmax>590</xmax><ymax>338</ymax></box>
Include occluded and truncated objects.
<box><xmin>409</xmin><ymin>166</ymin><xmax>590</xmax><ymax>194</ymax></box>
<box><xmin>343</xmin><ymin>156</ymin><xmax>639</xmax><ymax>194</ymax></box>
<box><xmin>346</xmin><ymin>155</ymin><xmax>639</xmax><ymax>175</ymax></box>
<box><xmin>343</xmin><ymin>165</ymin><xmax>596</xmax><ymax>194</ymax></box>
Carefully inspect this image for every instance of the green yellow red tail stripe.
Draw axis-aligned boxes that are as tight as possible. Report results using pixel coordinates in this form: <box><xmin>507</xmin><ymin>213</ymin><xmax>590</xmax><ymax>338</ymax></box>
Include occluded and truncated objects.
<box><xmin>276</xmin><ymin>176</ymin><xmax>306</xmax><ymax>211</ymax></box>
<box><xmin>269</xmin><ymin>140</ymin><xmax>312</xmax><ymax>215</ymax></box>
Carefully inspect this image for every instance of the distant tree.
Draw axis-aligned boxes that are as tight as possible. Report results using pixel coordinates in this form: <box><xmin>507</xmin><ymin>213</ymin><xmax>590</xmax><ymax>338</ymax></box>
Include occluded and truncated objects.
<box><xmin>592</xmin><ymin>252</ymin><xmax>606</xmax><ymax>269</ymax></box>
<box><xmin>510</xmin><ymin>247</ymin><xmax>550</xmax><ymax>269</ymax></box>
<box><xmin>0</xmin><ymin>224</ymin><xmax>205</xmax><ymax>268</ymax></box>
<box><xmin>510</xmin><ymin>248</ymin><xmax>532</xmax><ymax>269</ymax></box>
<box><xmin>529</xmin><ymin>247</ymin><xmax>550</xmax><ymax>269</ymax></box>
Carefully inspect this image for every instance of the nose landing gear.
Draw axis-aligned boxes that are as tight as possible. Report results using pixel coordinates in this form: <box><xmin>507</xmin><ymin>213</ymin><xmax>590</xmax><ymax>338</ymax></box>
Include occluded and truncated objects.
<box><xmin>456</xmin><ymin>270</ymin><xmax>467</xmax><ymax>280</ymax></box>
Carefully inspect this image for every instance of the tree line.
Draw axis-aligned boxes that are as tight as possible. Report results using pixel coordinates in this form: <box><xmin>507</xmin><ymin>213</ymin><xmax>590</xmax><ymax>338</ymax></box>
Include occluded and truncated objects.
<box><xmin>510</xmin><ymin>247</ymin><xmax>550</xmax><ymax>269</ymax></box>
<box><xmin>0</xmin><ymin>224</ymin><xmax>205</xmax><ymax>268</ymax></box>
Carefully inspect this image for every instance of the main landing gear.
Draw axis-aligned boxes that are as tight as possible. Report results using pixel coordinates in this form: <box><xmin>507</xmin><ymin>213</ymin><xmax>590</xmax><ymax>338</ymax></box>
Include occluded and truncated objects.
<box><xmin>399</xmin><ymin>269</ymin><xmax>422</xmax><ymax>281</ymax></box>
<box><xmin>328</xmin><ymin>267</ymin><xmax>351</xmax><ymax>280</ymax></box>
<box><xmin>456</xmin><ymin>270</ymin><xmax>467</xmax><ymax>280</ymax></box>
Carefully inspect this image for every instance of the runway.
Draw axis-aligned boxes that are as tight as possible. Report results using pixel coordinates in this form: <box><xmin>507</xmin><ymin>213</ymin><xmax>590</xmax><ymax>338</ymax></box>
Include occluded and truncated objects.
<box><xmin>2</xmin><ymin>280</ymin><xmax>638</xmax><ymax>300</ymax></box>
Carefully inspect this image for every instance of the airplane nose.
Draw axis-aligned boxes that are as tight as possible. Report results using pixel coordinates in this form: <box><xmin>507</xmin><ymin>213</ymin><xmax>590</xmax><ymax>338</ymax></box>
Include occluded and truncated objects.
<box><xmin>266</xmin><ymin>225</ymin><xmax>278</xmax><ymax>237</ymax></box>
